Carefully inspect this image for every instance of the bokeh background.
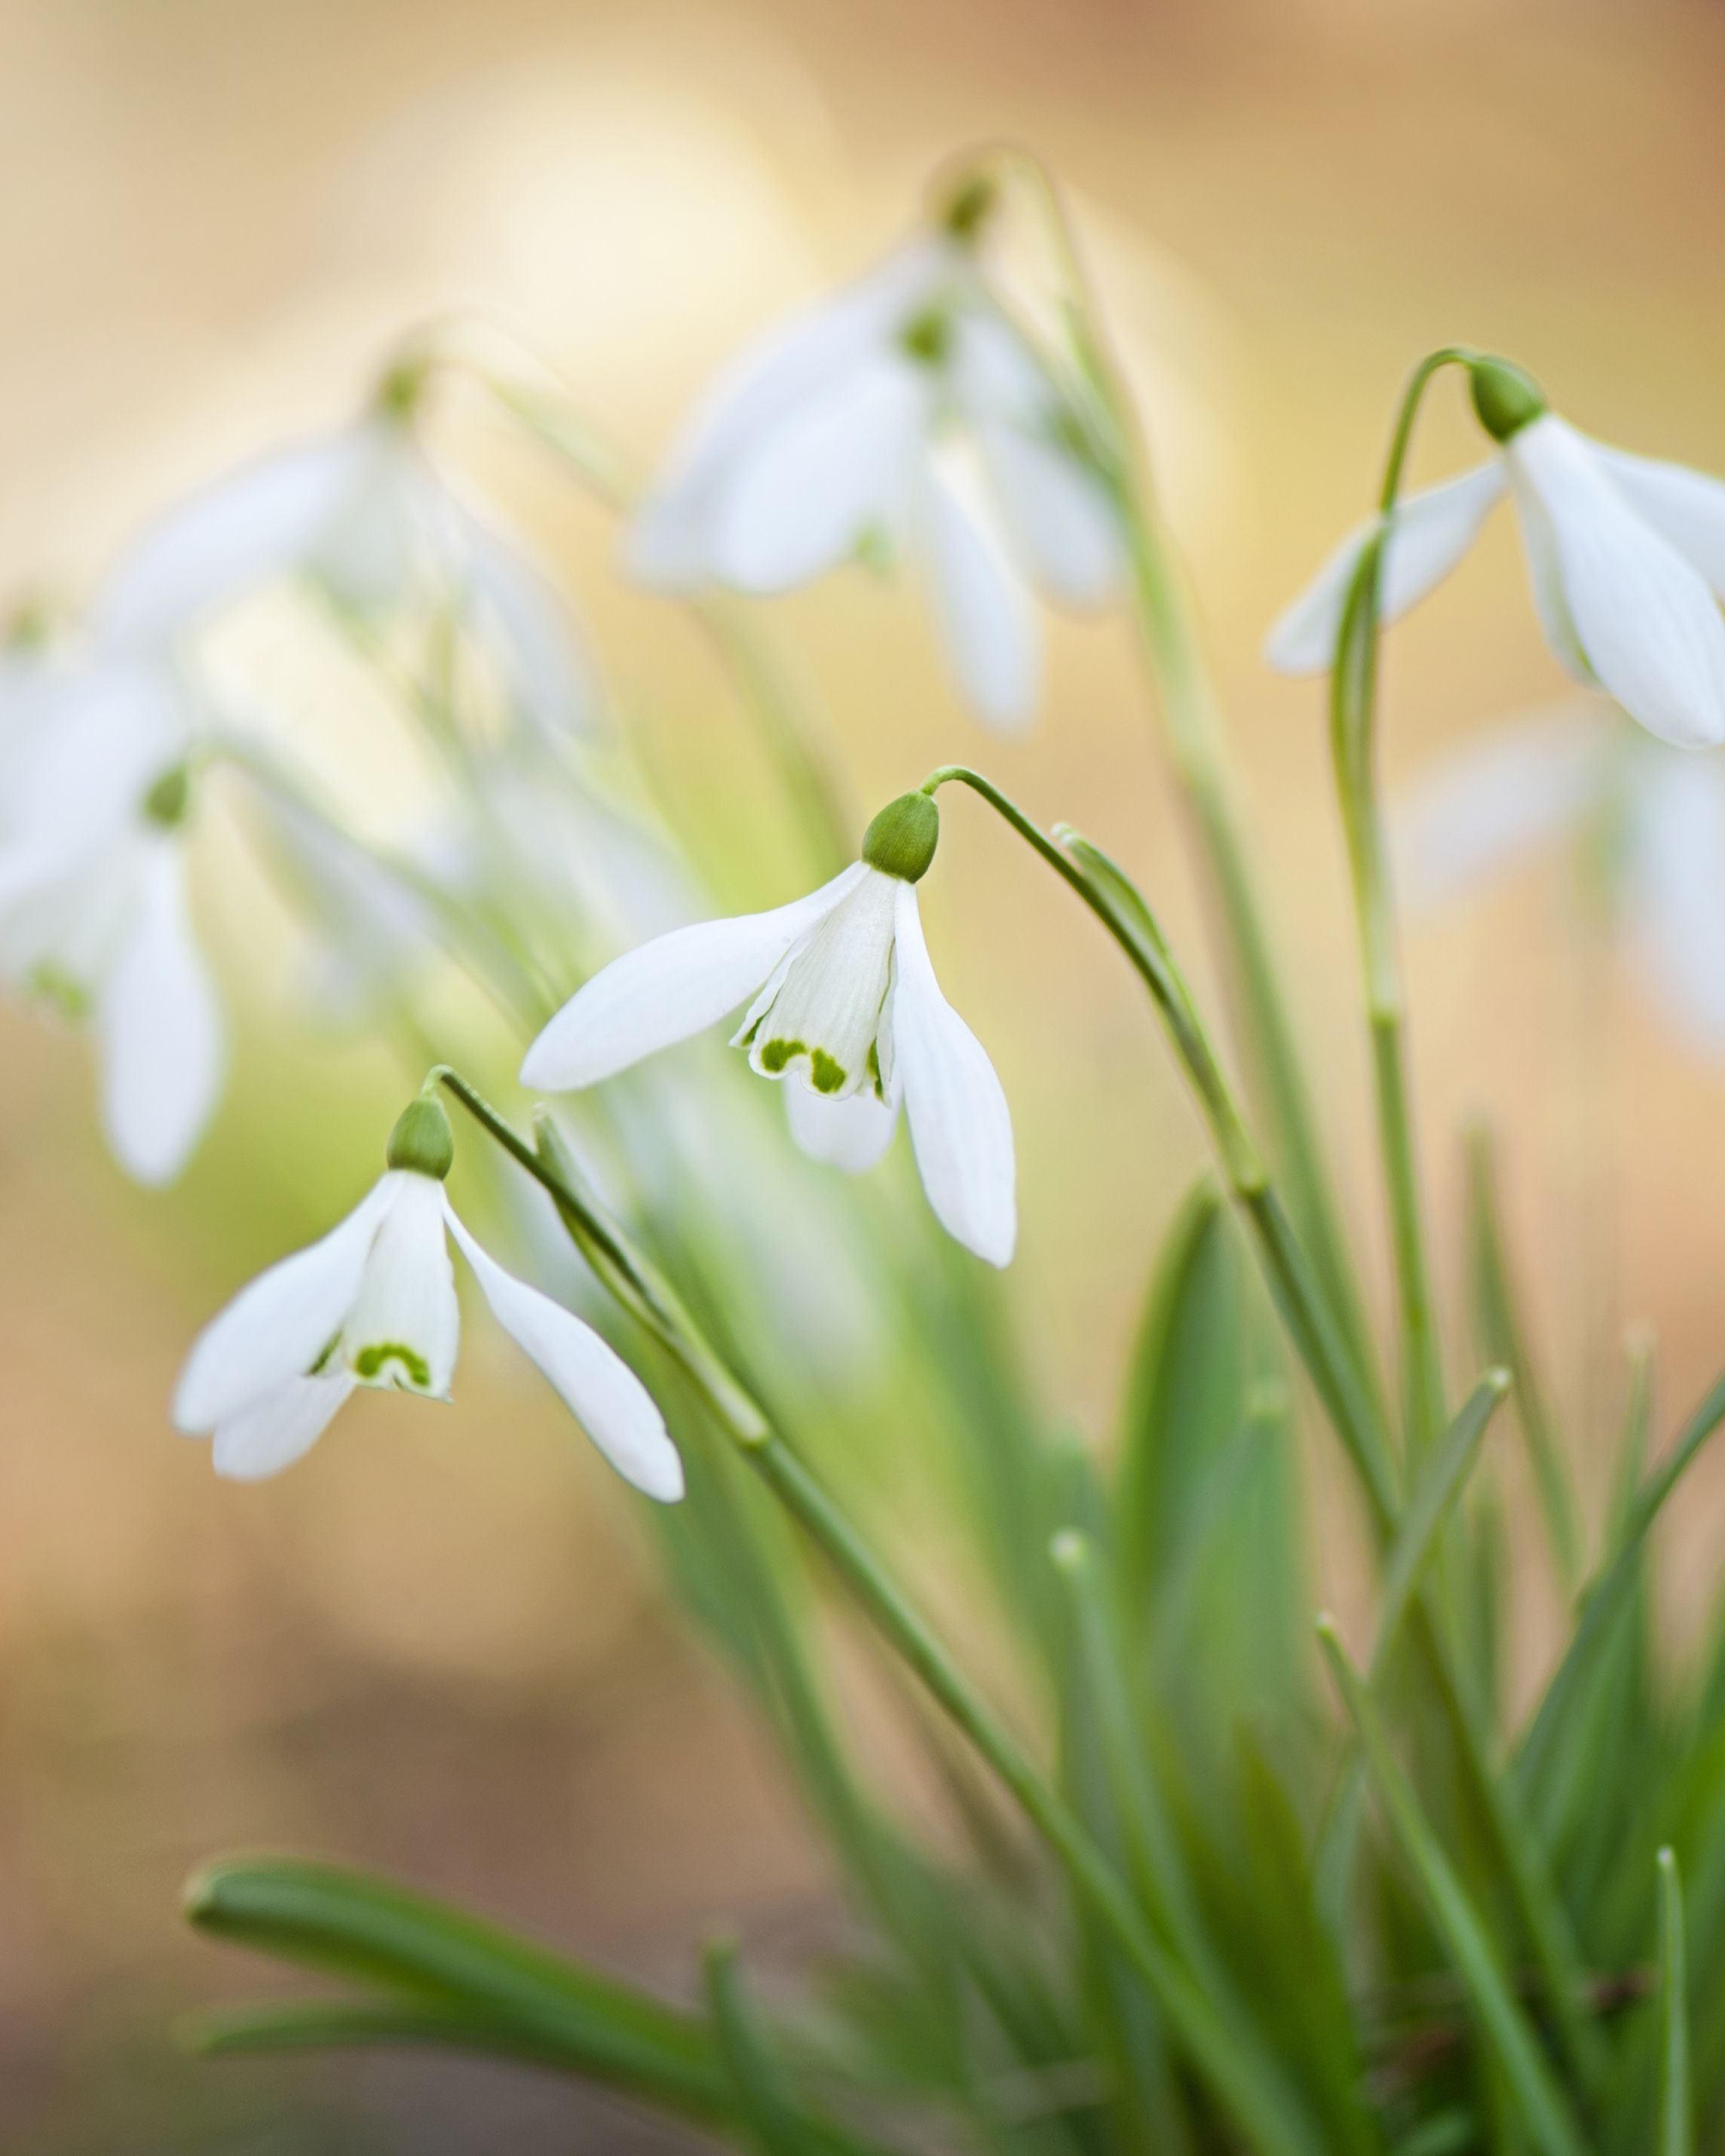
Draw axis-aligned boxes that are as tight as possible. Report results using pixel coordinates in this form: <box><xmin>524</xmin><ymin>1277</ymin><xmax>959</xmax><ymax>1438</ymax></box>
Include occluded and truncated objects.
<box><xmin>4</xmin><ymin>0</ymin><xmax>1725</xmax><ymax>2144</ymax></box>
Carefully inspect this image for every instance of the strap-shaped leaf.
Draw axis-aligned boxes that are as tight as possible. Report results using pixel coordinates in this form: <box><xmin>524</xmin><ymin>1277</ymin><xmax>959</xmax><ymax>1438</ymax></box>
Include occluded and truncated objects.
<box><xmin>1659</xmin><ymin>1847</ymin><xmax>1693</xmax><ymax>2156</ymax></box>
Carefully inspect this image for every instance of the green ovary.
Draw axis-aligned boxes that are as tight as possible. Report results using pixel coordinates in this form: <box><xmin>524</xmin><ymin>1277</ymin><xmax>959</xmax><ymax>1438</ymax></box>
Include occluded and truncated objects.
<box><xmin>352</xmin><ymin>1341</ymin><xmax>432</xmax><ymax>1389</ymax></box>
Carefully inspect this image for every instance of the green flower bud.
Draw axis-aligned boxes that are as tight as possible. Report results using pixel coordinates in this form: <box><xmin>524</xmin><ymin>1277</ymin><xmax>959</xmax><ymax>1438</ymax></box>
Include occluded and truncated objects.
<box><xmin>375</xmin><ymin>355</ymin><xmax>430</xmax><ymax>423</ymax></box>
<box><xmin>940</xmin><ymin>173</ymin><xmax>997</xmax><ymax>243</ymax></box>
<box><xmin>862</xmin><ymin>792</ymin><xmax>939</xmax><ymax>884</ymax></box>
<box><xmin>1469</xmin><ymin>356</ymin><xmax>1548</xmax><ymax>444</ymax></box>
<box><xmin>899</xmin><ymin>307</ymin><xmax>952</xmax><ymax>369</ymax></box>
<box><xmin>142</xmin><ymin>764</ymin><xmax>191</xmax><ymax>830</ymax></box>
<box><xmin>386</xmin><ymin>1095</ymin><xmax>454</xmax><ymax>1181</ymax></box>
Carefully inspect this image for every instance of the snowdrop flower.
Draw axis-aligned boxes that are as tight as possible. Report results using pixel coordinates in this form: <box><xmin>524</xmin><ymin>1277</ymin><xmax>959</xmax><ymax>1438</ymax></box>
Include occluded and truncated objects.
<box><xmin>1269</xmin><ymin>357</ymin><xmax>1725</xmax><ymax>751</ymax></box>
<box><xmin>95</xmin><ymin>372</ymin><xmax>596</xmax><ymax>740</ymax></box>
<box><xmin>0</xmin><ymin>648</ymin><xmax>221</xmax><ymax>1183</ymax></box>
<box><xmin>1398</xmin><ymin>697</ymin><xmax>1725</xmax><ymax>1053</ymax></box>
<box><xmin>172</xmin><ymin>1094</ymin><xmax>682</xmax><ymax>1495</ymax></box>
<box><xmin>521</xmin><ymin>792</ymin><xmax>1016</xmax><ymax>1266</ymax></box>
<box><xmin>628</xmin><ymin>218</ymin><xmax>1123</xmax><ymax>733</ymax></box>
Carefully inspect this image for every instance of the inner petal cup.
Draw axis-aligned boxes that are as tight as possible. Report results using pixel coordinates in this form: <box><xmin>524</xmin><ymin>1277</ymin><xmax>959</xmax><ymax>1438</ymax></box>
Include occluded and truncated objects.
<box><xmin>738</xmin><ymin>868</ymin><xmax>899</xmax><ymax>1098</ymax></box>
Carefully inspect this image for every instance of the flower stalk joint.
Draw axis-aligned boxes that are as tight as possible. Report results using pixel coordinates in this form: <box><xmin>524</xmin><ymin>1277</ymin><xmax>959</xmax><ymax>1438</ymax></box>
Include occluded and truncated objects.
<box><xmin>861</xmin><ymin>792</ymin><xmax>940</xmax><ymax>884</ymax></box>
<box><xmin>386</xmin><ymin>1095</ymin><xmax>455</xmax><ymax>1181</ymax></box>
<box><xmin>1469</xmin><ymin>356</ymin><xmax>1548</xmax><ymax>445</ymax></box>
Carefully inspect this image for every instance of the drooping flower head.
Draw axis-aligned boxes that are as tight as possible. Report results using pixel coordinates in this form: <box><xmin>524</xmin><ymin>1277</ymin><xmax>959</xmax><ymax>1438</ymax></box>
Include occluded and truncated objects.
<box><xmin>521</xmin><ymin>792</ymin><xmax>1016</xmax><ymax>1267</ymax></box>
<box><xmin>1270</xmin><ymin>355</ymin><xmax>1725</xmax><ymax>752</ymax></box>
<box><xmin>173</xmin><ymin>1091</ymin><xmax>682</xmax><ymax>1496</ymax></box>
<box><xmin>627</xmin><ymin>196</ymin><xmax>1124</xmax><ymax>733</ymax></box>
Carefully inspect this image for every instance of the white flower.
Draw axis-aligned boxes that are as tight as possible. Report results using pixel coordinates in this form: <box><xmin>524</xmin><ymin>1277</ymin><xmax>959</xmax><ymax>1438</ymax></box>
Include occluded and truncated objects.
<box><xmin>94</xmin><ymin>401</ymin><xmax>596</xmax><ymax>740</ymax></box>
<box><xmin>1268</xmin><ymin>360</ymin><xmax>1725</xmax><ymax>751</ymax></box>
<box><xmin>520</xmin><ymin>794</ymin><xmax>1016</xmax><ymax>1266</ymax></box>
<box><xmin>627</xmin><ymin>231</ymin><xmax>1123</xmax><ymax>733</ymax></box>
<box><xmin>0</xmin><ymin>648</ymin><xmax>222</xmax><ymax>1184</ymax></box>
<box><xmin>1396</xmin><ymin>697</ymin><xmax>1725</xmax><ymax>1053</ymax></box>
<box><xmin>172</xmin><ymin>1098</ymin><xmax>682</xmax><ymax>1497</ymax></box>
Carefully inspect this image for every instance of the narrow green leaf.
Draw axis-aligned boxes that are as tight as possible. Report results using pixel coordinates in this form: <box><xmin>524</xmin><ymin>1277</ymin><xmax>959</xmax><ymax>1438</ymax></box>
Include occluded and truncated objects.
<box><xmin>184</xmin><ymin>1855</ymin><xmax>725</xmax><ymax>2118</ymax></box>
<box><xmin>180</xmin><ymin>1998</ymin><xmax>642</xmax><ymax>2079</ymax></box>
<box><xmin>1374</xmin><ymin>1368</ymin><xmax>1511</xmax><ymax>1677</ymax></box>
<box><xmin>1316</xmin><ymin>1622</ymin><xmax>1589</xmax><ymax>2156</ymax></box>
<box><xmin>704</xmin><ymin>1937</ymin><xmax>813</xmax><ymax>2156</ymax></box>
<box><xmin>1465</xmin><ymin>1127</ymin><xmax>1579</xmax><ymax>1591</ymax></box>
<box><xmin>1659</xmin><ymin>1848</ymin><xmax>1692</xmax><ymax>2156</ymax></box>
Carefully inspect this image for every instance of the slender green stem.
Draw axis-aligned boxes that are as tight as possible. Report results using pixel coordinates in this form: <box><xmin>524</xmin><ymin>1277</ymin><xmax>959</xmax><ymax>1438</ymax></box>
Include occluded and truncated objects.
<box><xmin>1330</xmin><ymin>346</ymin><xmax>1476</xmax><ymax>1459</ymax></box>
<box><xmin>1658</xmin><ymin>1848</ymin><xmax>1693</xmax><ymax>2156</ymax></box>
<box><xmin>435</xmin><ymin>1069</ymin><xmax>1325</xmax><ymax>2156</ymax></box>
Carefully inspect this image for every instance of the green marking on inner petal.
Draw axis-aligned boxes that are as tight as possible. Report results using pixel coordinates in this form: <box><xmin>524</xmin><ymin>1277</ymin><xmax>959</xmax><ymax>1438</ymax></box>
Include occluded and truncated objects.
<box><xmin>810</xmin><ymin>1049</ymin><xmax>847</xmax><ymax>1095</ymax></box>
<box><xmin>308</xmin><ymin>1330</ymin><xmax>344</xmax><ymax>1377</ymax></box>
<box><xmin>26</xmin><ymin>963</ymin><xmax>90</xmax><ymax>1024</ymax></box>
<box><xmin>760</xmin><ymin>1037</ymin><xmax>805</xmax><ymax>1074</ymax></box>
<box><xmin>354</xmin><ymin>1341</ymin><xmax>432</xmax><ymax>1388</ymax></box>
<box><xmin>899</xmin><ymin>308</ymin><xmax>951</xmax><ymax>369</ymax></box>
<box><xmin>867</xmin><ymin>1040</ymin><xmax>884</xmax><ymax>1101</ymax></box>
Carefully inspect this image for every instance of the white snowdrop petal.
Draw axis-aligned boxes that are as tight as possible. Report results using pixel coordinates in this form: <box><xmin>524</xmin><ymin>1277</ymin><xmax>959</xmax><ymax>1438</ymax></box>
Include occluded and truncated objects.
<box><xmin>743</xmin><ymin>868</ymin><xmax>898</xmax><ymax>1098</ymax></box>
<box><xmin>1510</xmin><ymin>476</ymin><xmax>1594</xmax><ymax>683</ymax></box>
<box><xmin>173</xmin><ymin>1176</ymin><xmax>398</xmax><ymax>1432</ymax></box>
<box><xmin>1265</xmin><ymin>462</ymin><xmax>1508</xmax><ymax>675</ymax></box>
<box><xmin>1509</xmin><ymin>417</ymin><xmax>1725</xmax><ymax>749</ymax></box>
<box><xmin>709</xmin><ymin>357</ymin><xmax>927</xmax><ymax>592</ymax></box>
<box><xmin>920</xmin><ymin>464</ymin><xmax>1040</xmax><ymax>733</ymax></box>
<box><xmin>783</xmin><ymin>1082</ymin><xmax>900</xmax><ymax>1172</ymax></box>
<box><xmin>522</xmin><ymin>864</ymin><xmax>866</xmax><ymax>1090</ymax></box>
<box><xmin>1591</xmin><ymin>444</ymin><xmax>1725</xmax><ymax>598</ymax></box>
<box><xmin>2</xmin><ymin>662</ymin><xmax>188</xmax><ymax>862</ymax></box>
<box><xmin>627</xmin><ymin>238</ymin><xmax>951</xmax><ymax>587</ymax></box>
<box><xmin>979</xmin><ymin>421</ymin><xmax>1123</xmax><ymax>609</ymax></box>
<box><xmin>96</xmin><ymin>432</ymin><xmax>369</xmax><ymax>646</ymax></box>
<box><xmin>211</xmin><ymin>1375</ymin><xmax>356</xmax><ymax>1481</ymax></box>
<box><xmin>97</xmin><ymin>841</ymin><xmax>224</xmax><ymax>1187</ymax></box>
<box><xmin>1394</xmin><ymin>702</ymin><xmax>1614</xmax><ymax>911</ymax></box>
<box><xmin>447</xmin><ymin>502</ymin><xmax>597</xmax><ymax>738</ymax></box>
<box><xmin>341</xmin><ymin>1171</ymin><xmax>461</xmax><ymax>1397</ymax></box>
<box><xmin>888</xmin><ymin>881</ymin><xmax>1016</xmax><ymax>1266</ymax></box>
<box><xmin>443</xmin><ymin>1204</ymin><xmax>682</xmax><ymax>1501</ymax></box>
<box><xmin>1625</xmin><ymin>749</ymin><xmax>1725</xmax><ymax>1054</ymax></box>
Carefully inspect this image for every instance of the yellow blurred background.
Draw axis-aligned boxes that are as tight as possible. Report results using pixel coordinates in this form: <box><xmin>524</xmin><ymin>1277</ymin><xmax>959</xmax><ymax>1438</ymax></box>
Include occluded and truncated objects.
<box><xmin>5</xmin><ymin>0</ymin><xmax>1725</xmax><ymax>2142</ymax></box>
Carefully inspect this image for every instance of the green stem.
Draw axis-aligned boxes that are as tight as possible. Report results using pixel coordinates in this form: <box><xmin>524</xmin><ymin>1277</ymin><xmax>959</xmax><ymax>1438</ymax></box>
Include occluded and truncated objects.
<box><xmin>434</xmin><ymin>1070</ymin><xmax>1326</xmax><ymax>2156</ymax></box>
<box><xmin>1328</xmin><ymin>346</ymin><xmax>1475</xmax><ymax>1459</ymax></box>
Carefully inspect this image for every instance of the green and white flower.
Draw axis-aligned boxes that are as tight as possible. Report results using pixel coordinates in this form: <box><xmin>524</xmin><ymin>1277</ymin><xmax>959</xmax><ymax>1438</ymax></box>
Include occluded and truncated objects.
<box><xmin>1269</xmin><ymin>361</ymin><xmax>1725</xmax><ymax>750</ymax></box>
<box><xmin>628</xmin><ymin>228</ymin><xmax>1123</xmax><ymax>733</ymax></box>
<box><xmin>172</xmin><ymin>1097</ymin><xmax>682</xmax><ymax>1496</ymax></box>
<box><xmin>521</xmin><ymin>793</ymin><xmax>1016</xmax><ymax>1266</ymax></box>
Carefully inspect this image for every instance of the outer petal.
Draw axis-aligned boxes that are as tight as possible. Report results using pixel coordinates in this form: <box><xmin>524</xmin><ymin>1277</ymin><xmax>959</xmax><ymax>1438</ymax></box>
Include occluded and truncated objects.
<box><xmin>449</xmin><ymin>503</ymin><xmax>597</xmax><ymax>738</ymax></box>
<box><xmin>211</xmin><ymin>1375</ymin><xmax>356</xmax><ymax>1480</ymax></box>
<box><xmin>887</xmin><ymin>881</ymin><xmax>1016</xmax><ymax>1266</ymax></box>
<box><xmin>919</xmin><ymin>462</ymin><xmax>1040</xmax><ymax>733</ymax></box>
<box><xmin>627</xmin><ymin>237</ymin><xmax>951</xmax><ymax>586</ymax></box>
<box><xmin>978</xmin><ymin>421</ymin><xmax>1123</xmax><ymax>609</ymax></box>
<box><xmin>784</xmin><ymin>1080</ymin><xmax>899</xmax><ymax>1171</ymax></box>
<box><xmin>96</xmin><ymin>431</ymin><xmax>368</xmax><ymax>646</ymax></box>
<box><xmin>1508</xmin><ymin>416</ymin><xmax>1725</xmax><ymax>749</ymax></box>
<box><xmin>1265</xmin><ymin>462</ymin><xmax>1508</xmax><ymax>675</ymax></box>
<box><xmin>1625</xmin><ymin>749</ymin><xmax>1725</xmax><ymax>1054</ymax></box>
<box><xmin>1394</xmin><ymin>702</ymin><xmax>1614</xmax><ymax>911</ymax></box>
<box><xmin>443</xmin><ymin>1203</ymin><xmax>682</xmax><ymax>1501</ymax></box>
<box><xmin>1591</xmin><ymin>443</ymin><xmax>1725</xmax><ymax>598</ymax></box>
<box><xmin>173</xmin><ymin>1175</ymin><xmax>397</xmax><ymax>1432</ymax></box>
<box><xmin>708</xmin><ymin>357</ymin><xmax>927</xmax><ymax>591</ymax></box>
<box><xmin>522</xmin><ymin>863</ymin><xmax>866</xmax><ymax>1089</ymax></box>
<box><xmin>97</xmin><ymin>839</ymin><xmax>224</xmax><ymax>1186</ymax></box>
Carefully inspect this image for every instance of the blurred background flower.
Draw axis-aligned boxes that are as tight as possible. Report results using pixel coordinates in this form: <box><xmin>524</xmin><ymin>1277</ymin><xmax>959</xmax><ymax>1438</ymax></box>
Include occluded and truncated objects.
<box><xmin>5</xmin><ymin>0</ymin><xmax>1725</xmax><ymax>2145</ymax></box>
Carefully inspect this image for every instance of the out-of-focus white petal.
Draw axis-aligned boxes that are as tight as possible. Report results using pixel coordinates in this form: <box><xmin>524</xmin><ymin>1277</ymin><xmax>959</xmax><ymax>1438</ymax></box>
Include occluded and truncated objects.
<box><xmin>1508</xmin><ymin>417</ymin><xmax>1725</xmax><ymax>749</ymax></box>
<box><xmin>627</xmin><ymin>237</ymin><xmax>951</xmax><ymax>586</ymax></box>
<box><xmin>920</xmin><ymin>461</ymin><xmax>1039</xmax><ymax>733</ymax></box>
<box><xmin>1266</xmin><ymin>462</ymin><xmax>1508</xmax><ymax>675</ymax></box>
<box><xmin>450</xmin><ymin>505</ymin><xmax>596</xmax><ymax>737</ymax></box>
<box><xmin>783</xmin><ymin>1073</ymin><xmax>900</xmax><ymax>1171</ymax></box>
<box><xmin>1592</xmin><ymin>444</ymin><xmax>1725</xmax><ymax>599</ymax></box>
<box><xmin>97</xmin><ymin>839</ymin><xmax>223</xmax><ymax>1186</ymax></box>
<box><xmin>443</xmin><ymin>1202</ymin><xmax>682</xmax><ymax>1501</ymax></box>
<box><xmin>708</xmin><ymin>358</ymin><xmax>927</xmax><ymax>591</ymax></box>
<box><xmin>887</xmin><ymin>881</ymin><xmax>1016</xmax><ymax>1266</ymax></box>
<box><xmin>210</xmin><ymin>1375</ymin><xmax>355</xmax><ymax>1480</ymax></box>
<box><xmin>96</xmin><ymin>432</ymin><xmax>370</xmax><ymax>646</ymax></box>
<box><xmin>1511</xmin><ymin>477</ymin><xmax>1593</xmax><ymax>682</ymax></box>
<box><xmin>522</xmin><ymin>863</ymin><xmax>866</xmax><ymax>1090</ymax></box>
<box><xmin>1</xmin><ymin>660</ymin><xmax>188</xmax><ymax>859</ymax></box>
<box><xmin>340</xmin><ymin>1170</ymin><xmax>460</xmax><ymax>1397</ymax></box>
<box><xmin>979</xmin><ymin>423</ymin><xmax>1123</xmax><ymax>608</ymax></box>
<box><xmin>1625</xmin><ymin>749</ymin><xmax>1725</xmax><ymax>1054</ymax></box>
<box><xmin>1395</xmin><ymin>702</ymin><xmax>1615</xmax><ymax>911</ymax></box>
<box><xmin>173</xmin><ymin>1176</ymin><xmax>397</xmax><ymax>1431</ymax></box>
